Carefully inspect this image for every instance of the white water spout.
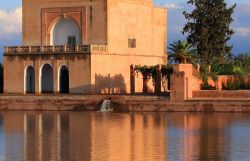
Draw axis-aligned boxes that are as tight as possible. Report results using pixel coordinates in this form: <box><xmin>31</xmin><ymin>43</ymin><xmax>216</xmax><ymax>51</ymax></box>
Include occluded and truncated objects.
<box><xmin>100</xmin><ymin>99</ymin><xmax>112</xmax><ymax>112</ymax></box>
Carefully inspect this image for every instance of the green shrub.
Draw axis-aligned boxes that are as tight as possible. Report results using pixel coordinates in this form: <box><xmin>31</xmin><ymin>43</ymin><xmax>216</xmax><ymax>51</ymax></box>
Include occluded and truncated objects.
<box><xmin>222</xmin><ymin>76</ymin><xmax>250</xmax><ymax>90</ymax></box>
<box><xmin>200</xmin><ymin>82</ymin><xmax>216</xmax><ymax>90</ymax></box>
<box><xmin>211</xmin><ymin>63</ymin><xmax>247</xmax><ymax>76</ymax></box>
<box><xmin>198</xmin><ymin>69</ymin><xmax>218</xmax><ymax>90</ymax></box>
<box><xmin>232</xmin><ymin>66</ymin><xmax>247</xmax><ymax>75</ymax></box>
<box><xmin>222</xmin><ymin>81</ymin><xmax>240</xmax><ymax>90</ymax></box>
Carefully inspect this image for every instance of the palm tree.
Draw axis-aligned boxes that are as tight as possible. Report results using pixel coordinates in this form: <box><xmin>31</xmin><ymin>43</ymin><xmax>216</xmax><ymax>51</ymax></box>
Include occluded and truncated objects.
<box><xmin>168</xmin><ymin>40</ymin><xmax>197</xmax><ymax>64</ymax></box>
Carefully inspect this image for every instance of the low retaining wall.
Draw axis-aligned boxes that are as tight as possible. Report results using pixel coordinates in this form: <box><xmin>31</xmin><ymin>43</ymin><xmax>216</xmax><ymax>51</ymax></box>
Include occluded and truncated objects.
<box><xmin>0</xmin><ymin>95</ymin><xmax>250</xmax><ymax>112</ymax></box>
<box><xmin>112</xmin><ymin>97</ymin><xmax>250</xmax><ymax>112</ymax></box>
<box><xmin>0</xmin><ymin>95</ymin><xmax>108</xmax><ymax>111</ymax></box>
<box><xmin>193</xmin><ymin>90</ymin><xmax>250</xmax><ymax>98</ymax></box>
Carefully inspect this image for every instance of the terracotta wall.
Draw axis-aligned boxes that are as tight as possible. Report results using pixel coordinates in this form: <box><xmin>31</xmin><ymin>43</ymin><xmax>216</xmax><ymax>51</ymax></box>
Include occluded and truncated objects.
<box><xmin>170</xmin><ymin>64</ymin><xmax>193</xmax><ymax>101</ymax></box>
<box><xmin>22</xmin><ymin>0</ymin><xmax>107</xmax><ymax>45</ymax></box>
<box><xmin>106</xmin><ymin>0</ymin><xmax>167</xmax><ymax>56</ymax></box>
<box><xmin>90</xmin><ymin>53</ymin><xmax>164</xmax><ymax>94</ymax></box>
<box><xmin>193</xmin><ymin>75</ymin><xmax>250</xmax><ymax>91</ymax></box>
<box><xmin>193</xmin><ymin>90</ymin><xmax>250</xmax><ymax>98</ymax></box>
<box><xmin>4</xmin><ymin>56</ymin><xmax>25</xmax><ymax>94</ymax></box>
<box><xmin>22</xmin><ymin>0</ymin><xmax>167</xmax><ymax>58</ymax></box>
<box><xmin>6</xmin><ymin>0</ymin><xmax>167</xmax><ymax>94</ymax></box>
<box><xmin>4</xmin><ymin>54</ymin><xmax>91</xmax><ymax>94</ymax></box>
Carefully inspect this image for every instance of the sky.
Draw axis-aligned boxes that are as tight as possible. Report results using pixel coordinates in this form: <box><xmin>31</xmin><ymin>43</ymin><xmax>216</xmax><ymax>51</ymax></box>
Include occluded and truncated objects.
<box><xmin>0</xmin><ymin>0</ymin><xmax>250</xmax><ymax>61</ymax></box>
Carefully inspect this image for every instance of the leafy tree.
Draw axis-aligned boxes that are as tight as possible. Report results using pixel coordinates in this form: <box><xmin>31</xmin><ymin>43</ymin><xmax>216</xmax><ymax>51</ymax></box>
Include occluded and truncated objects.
<box><xmin>233</xmin><ymin>53</ymin><xmax>250</xmax><ymax>72</ymax></box>
<box><xmin>168</xmin><ymin>40</ymin><xmax>197</xmax><ymax>64</ymax></box>
<box><xmin>211</xmin><ymin>53</ymin><xmax>250</xmax><ymax>75</ymax></box>
<box><xmin>183</xmin><ymin>0</ymin><xmax>236</xmax><ymax>65</ymax></box>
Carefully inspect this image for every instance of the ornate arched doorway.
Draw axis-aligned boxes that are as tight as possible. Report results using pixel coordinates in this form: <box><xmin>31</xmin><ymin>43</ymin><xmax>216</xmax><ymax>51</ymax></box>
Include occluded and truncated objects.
<box><xmin>50</xmin><ymin>18</ymin><xmax>80</xmax><ymax>45</ymax></box>
<box><xmin>59</xmin><ymin>65</ymin><xmax>69</xmax><ymax>93</ymax></box>
<box><xmin>25</xmin><ymin>66</ymin><xmax>35</xmax><ymax>93</ymax></box>
<box><xmin>40</xmin><ymin>64</ymin><xmax>54</xmax><ymax>93</ymax></box>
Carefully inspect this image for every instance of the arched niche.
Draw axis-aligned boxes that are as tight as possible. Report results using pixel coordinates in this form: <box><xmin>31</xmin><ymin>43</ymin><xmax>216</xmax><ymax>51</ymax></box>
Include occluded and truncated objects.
<box><xmin>50</xmin><ymin>17</ymin><xmax>80</xmax><ymax>46</ymax></box>
<box><xmin>40</xmin><ymin>64</ymin><xmax>54</xmax><ymax>93</ymax></box>
<box><xmin>58</xmin><ymin>65</ymin><xmax>69</xmax><ymax>93</ymax></box>
<box><xmin>24</xmin><ymin>66</ymin><xmax>35</xmax><ymax>94</ymax></box>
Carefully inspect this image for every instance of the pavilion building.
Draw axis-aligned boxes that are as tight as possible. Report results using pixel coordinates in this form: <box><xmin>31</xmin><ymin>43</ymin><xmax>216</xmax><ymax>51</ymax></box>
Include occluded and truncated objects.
<box><xmin>3</xmin><ymin>0</ymin><xmax>167</xmax><ymax>94</ymax></box>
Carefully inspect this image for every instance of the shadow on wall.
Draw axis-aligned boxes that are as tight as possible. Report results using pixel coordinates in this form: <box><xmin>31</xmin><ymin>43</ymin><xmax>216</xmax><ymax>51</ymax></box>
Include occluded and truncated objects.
<box><xmin>68</xmin><ymin>74</ymin><xmax>126</xmax><ymax>94</ymax></box>
<box><xmin>69</xmin><ymin>85</ymin><xmax>92</xmax><ymax>94</ymax></box>
<box><xmin>94</xmin><ymin>73</ymin><xmax>126</xmax><ymax>94</ymax></box>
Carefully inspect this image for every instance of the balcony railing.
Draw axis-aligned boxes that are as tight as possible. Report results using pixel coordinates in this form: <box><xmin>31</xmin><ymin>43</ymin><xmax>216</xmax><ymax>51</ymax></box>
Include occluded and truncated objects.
<box><xmin>4</xmin><ymin>45</ymin><xmax>107</xmax><ymax>55</ymax></box>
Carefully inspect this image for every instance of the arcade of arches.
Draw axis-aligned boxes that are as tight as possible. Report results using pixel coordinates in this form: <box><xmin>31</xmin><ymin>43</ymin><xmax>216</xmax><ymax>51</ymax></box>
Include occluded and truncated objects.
<box><xmin>24</xmin><ymin>64</ymin><xmax>69</xmax><ymax>94</ymax></box>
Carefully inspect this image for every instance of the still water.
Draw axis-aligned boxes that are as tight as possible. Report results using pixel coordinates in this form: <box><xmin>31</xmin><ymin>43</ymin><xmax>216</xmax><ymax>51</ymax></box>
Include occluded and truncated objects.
<box><xmin>0</xmin><ymin>111</ymin><xmax>250</xmax><ymax>161</ymax></box>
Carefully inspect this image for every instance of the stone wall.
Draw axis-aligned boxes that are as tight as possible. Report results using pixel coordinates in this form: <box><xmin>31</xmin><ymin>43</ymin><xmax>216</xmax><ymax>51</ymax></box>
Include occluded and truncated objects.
<box><xmin>112</xmin><ymin>97</ymin><xmax>250</xmax><ymax>112</ymax></box>
<box><xmin>4</xmin><ymin>54</ymin><xmax>91</xmax><ymax>94</ymax></box>
<box><xmin>22</xmin><ymin>0</ymin><xmax>167</xmax><ymax>57</ymax></box>
<box><xmin>0</xmin><ymin>95</ymin><xmax>107</xmax><ymax>111</ymax></box>
<box><xmin>1</xmin><ymin>95</ymin><xmax>250</xmax><ymax>112</ymax></box>
<box><xmin>23</xmin><ymin>0</ymin><xmax>107</xmax><ymax>45</ymax></box>
<box><xmin>8</xmin><ymin>0</ymin><xmax>167</xmax><ymax>95</ymax></box>
<box><xmin>193</xmin><ymin>90</ymin><xmax>250</xmax><ymax>98</ymax></box>
<box><xmin>170</xmin><ymin>64</ymin><xmax>193</xmax><ymax>101</ymax></box>
<box><xmin>90</xmin><ymin>53</ymin><xmax>164</xmax><ymax>94</ymax></box>
<box><xmin>107</xmin><ymin>0</ymin><xmax>167</xmax><ymax>56</ymax></box>
<box><xmin>170</xmin><ymin>64</ymin><xmax>250</xmax><ymax>100</ymax></box>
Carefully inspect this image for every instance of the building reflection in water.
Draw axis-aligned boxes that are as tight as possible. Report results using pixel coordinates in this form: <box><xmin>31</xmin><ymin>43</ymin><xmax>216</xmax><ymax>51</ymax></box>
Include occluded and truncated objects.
<box><xmin>90</xmin><ymin>113</ymin><xmax>167</xmax><ymax>161</ymax></box>
<box><xmin>167</xmin><ymin>113</ymin><xmax>236</xmax><ymax>161</ymax></box>
<box><xmin>23</xmin><ymin>112</ymin><xmax>92</xmax><ymax>161</ymax></box>
<box><xmin>1</xmin><ymin>112</ymin><xmax>250</xmax><ymax>160</ymax></box>
<box><xmin>1</xmin><ymin>112</ymin><xmax>168</xmax><ymax>161</ymax></box>
<box><xmin>167</xmin><ymin>114</ymin><xmax>201</xmax><ymax>161</ymax></box>
<box><xmin>2</xmin><ymin>111</ymin><xmax>24</xmax><ymax>161</ymax></box>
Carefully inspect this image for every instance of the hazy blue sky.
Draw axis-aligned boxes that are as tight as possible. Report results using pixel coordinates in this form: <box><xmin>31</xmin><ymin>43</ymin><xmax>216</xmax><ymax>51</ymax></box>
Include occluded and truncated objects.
<box><xmin>0</xmin><ymin>0</ymin><xmax>250</xmax><ymax>61</ymax></box>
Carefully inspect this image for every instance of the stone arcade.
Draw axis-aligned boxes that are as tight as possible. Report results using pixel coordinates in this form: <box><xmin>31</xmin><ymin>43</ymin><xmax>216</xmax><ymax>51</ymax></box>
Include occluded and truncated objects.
<box><xmin>4</xmin><ymin>0</ymin><xmax>167</xmax><ymax>94</ymax></box>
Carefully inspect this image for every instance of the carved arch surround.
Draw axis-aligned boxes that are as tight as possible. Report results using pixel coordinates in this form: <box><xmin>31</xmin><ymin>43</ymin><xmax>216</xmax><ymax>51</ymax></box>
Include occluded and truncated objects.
<box><xmin>41</xmin><ymin>7</ymin><xmax>87</xmax><ymax>45</ymax></box>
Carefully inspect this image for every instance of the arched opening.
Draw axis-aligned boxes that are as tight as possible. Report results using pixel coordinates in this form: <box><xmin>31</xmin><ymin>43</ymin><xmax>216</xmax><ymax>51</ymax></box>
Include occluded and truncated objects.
<box><xmin>25</xmin><ymin>66</ymin><xmax>35</xmax><ymax>93</ymax></box>
<box><xmin>50</xmin><ymin>17</ymin><xmax>80</xmax><ymax>45</ymax></box>
<box><xmin>41</xmin><ymin>64</ymin><xmax>54</xmax><ymax>93</ymax></box>
<box><xmin>59</xmin><ymin>65</ymin><xmax>69</xmax><ymax>93</ymax></box>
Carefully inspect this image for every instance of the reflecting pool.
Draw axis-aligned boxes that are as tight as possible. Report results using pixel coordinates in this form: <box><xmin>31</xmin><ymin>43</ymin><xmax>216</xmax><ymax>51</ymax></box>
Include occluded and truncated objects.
<box><xmin>1</xmin><ymin>111</ymin><xmax>250</xmax><ymax>161</ymax></box>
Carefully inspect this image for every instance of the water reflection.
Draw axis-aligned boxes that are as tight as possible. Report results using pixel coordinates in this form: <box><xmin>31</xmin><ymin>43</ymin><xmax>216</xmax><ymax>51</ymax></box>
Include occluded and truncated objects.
<box><xmin>1</xmin><ymin>112</ymin><xmax>250</xmax><ymax>160</ymax></box>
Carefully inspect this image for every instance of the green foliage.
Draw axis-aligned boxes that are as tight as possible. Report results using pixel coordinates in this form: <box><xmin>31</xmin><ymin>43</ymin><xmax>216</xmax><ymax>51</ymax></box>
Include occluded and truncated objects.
<box><xmin>199</xmin><ymin>72</ymin><xmax>209</xmax><ymax>83</ymax></box>
<box><xmin>233</xmin><ymin>53</ymin><xmax>250</xmax><ymax>73</ymax></box>
<box><xmin>212</xmin><ymin>64</ymin><xmax>244</xmax><ymax>75</ymax></box>
<box><xmin>183</xmin><ymin>0</ymin><xmax>236</xmax><ymax>65</ymax></box>
<box><xmin>168</xmin><ymin>40</ymin><xmax>197</xmax><ymax>64</ymax></box>
<box><xmin>161</xmin><ymin>65</ymin><xmax>173</xmax><ymax>89</ymax></box>
<box><xmin>222</xmin><ymin>76</ymin><xmax>250</xmax><ymax>90</ymax></box>
<box><xmin>198</xmin><ymin>65</ymin><xmax>218</xmax><ymax>90</ymax></box>
<box><xmin>161</xmin><ymin>65</ymin><xmax>173</xmax><ymax>78</ymax></box>
<box><xmin>209</xmin><ymin>72</ymin><xmax>219</xmax><ymax>82</ymax></box>
<box><xmin>222</xmin><ymin>81</ymin><xmax>240</xmax><ymax>90</ymax></box>
<box><xmin>211</xmin><ymin>53</ymin><xmax>250</xmax><ymax>76</ymax></box>
<box><xmin>134</xmin><ymin>65</ymin><xmax>154</xmax><ymax>80</ymax></box>
<box><xmin>232</xmin><ymin>66</ymin><xmax>246</xmax><ymax>75</ymax></box>
<box><xmin>200</xmin><ymin>82</ymin><xmax>216</xmax><ymax>90</ymax></box>
<box><xmin>134</xmin><ymin>65</ymin><xmax>173</xmax><ymax>85</ymax></box>
<box><xmin>194</xmin><ymin>52</ymin><xmax>250</xmax><ymax>90</ymax></box>
<box><xmin>135</xmin><ymin>65</ymin><xmax>152</xmax><ymax>75</ymax></box>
